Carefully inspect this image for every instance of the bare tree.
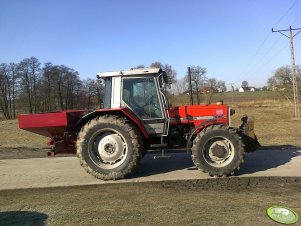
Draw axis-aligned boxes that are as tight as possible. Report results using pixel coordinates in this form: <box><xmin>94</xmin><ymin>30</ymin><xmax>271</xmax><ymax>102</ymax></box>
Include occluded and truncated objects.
<box><xmin>241</xmin><ymin>80</ymin><xmax>249</xmax><ymax>88</ymax></box>
<box><xmin>132</xmin><ymin>65</ymin><xmax>145</xmax><ymax>69</ymax></box>
<box><xmin>217</xmin><ymin>80</ymin><xmax>227</xmax><ymax>92</ymax></box>
<box><xmin>40</xmin><ymin>63</ymin><xmax>54</xmax><ymax>111</ymax></box>
<box><xmin>82</xmin><ymin>79</ymin><xmax>104</xmax><ymax>109</ymax></box>
<box><xmin>170</xmin><ymin>77</ymin><xmax>187</xmax><ymax>95</ymax></box>
<box><xmin>207</xmin><ymin>78</ymin><xmax>218</xmax><ymax>92</ymax></box>
<box><xmin>267</xmin><ymin>65</ymin><xmax>301</xmax><ymax>102</ymax></box>
<box><xmin>8</xmin><ymin>63</ymin><xmax>19</xmax><ymax>118</ymax></box>
<box><xmin>186</xmin><ymin>66</ymin><xmax>207</xmax><ymax>104</ymax></box>
<box><xmin>0</xmin><ymin>63</ymin><xmax>19</xmax><ymax>119</ymax></box>
<box><xmin>0</xmin><ymin>64</ymin><xmax>10</xmax><ymax>119</ymax></box>
<box><xmin>18</xmin><ymin>57</ymin><xmax>41</xmax><ymax>113</ymax></box>
<box><xmin>0</xmin><ymin>57</ymin><xmax>119</xmax><ymax>116</ymax></box>
<box><xmin>150</xmin><ymin>61</ymin><xmax>177</xmax><ymax>84</ymax></box>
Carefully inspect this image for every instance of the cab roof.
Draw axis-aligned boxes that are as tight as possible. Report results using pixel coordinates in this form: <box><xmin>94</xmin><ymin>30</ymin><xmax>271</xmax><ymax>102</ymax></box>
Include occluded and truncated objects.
<box><xmin>97</xmin><ymin>68</ymin><xmax>161</xmax><ymax>78</ymax></box>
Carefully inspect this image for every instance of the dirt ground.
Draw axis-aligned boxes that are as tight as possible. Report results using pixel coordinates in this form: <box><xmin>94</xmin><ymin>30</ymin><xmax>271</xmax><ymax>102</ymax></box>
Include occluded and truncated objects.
<box><xmin>0</xmin><ymin>178</ymin><xmax>300</xmax><ymax>226</ymax></box>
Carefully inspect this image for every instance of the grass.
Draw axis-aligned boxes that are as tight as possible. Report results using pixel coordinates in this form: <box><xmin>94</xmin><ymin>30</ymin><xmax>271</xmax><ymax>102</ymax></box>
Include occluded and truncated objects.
<box><xmin>231</xmin><ymin>105</ymin><xmax>301</xmax><ymax>147</ymax></box>
<box><xmin>0</xmin><ymin>178</ymin><xmax>300</xmax><ymax>226</ymax></box>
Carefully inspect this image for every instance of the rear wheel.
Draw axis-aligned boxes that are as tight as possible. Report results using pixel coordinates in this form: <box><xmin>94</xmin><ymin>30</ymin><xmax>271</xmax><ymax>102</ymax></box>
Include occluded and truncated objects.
<box><xmin>76</xmin><ymin>115</ymin><xmax>143</xmax><ymax>180</ymax></box>
<box><xmin>191</xmin><ymin>125</ymin><xmax>245</xmax><ymax>177</ymax></box>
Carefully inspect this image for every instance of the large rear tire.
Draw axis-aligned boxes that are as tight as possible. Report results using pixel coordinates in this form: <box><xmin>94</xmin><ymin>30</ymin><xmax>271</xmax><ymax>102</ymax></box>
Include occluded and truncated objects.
<box><xmin>76</xmin><ymin>115</ymin><xmax>143</xmax><ymax>180</ymax></box>
<box><xmin>191</xmin><ymin>125</ymin><xmax>245</xmax><ymax>177</ymax></box>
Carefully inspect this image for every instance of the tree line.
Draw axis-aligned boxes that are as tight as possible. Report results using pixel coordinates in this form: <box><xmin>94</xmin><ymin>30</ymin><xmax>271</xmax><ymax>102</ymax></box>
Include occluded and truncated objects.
<box><xmin>171</xmin><ymin>66</ymin><xmax>227</xmax><ymax>104</ymax></box>
<box><xmin>0</xmin><ymin>57</ymin><xmax>103</xmax><ymax>119</ymax></box>
<box><xmin>133</xmin><ymin>63</ymin><xmax>227</xmax><ymax>104</ymax></box>
<box><xmin>0</xmin><ymin>57</ymin><xmax>227</xmax><ymax>119</ymax></box>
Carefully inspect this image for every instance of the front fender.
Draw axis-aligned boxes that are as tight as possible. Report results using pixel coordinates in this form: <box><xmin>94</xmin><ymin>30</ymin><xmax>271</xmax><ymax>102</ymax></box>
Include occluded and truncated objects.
<box><xmin>186</xmin><ymin>119</ymin><xmax>223</xmax><ymax>152</ymax></box>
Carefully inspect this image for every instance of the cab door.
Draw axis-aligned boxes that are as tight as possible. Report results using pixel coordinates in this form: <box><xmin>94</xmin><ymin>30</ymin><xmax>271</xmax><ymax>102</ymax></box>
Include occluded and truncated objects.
<box><xmin>121</xmin><ymin>76</ymin><xmax>167</xmax><ymax>136</ymax></box>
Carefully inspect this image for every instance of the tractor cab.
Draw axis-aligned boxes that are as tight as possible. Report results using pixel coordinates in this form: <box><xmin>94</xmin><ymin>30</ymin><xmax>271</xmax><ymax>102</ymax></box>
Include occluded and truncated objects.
<box><xmin>97</xmin><ymin>68</ymin><xmax>169</xmax><ymax>136</ymax></box>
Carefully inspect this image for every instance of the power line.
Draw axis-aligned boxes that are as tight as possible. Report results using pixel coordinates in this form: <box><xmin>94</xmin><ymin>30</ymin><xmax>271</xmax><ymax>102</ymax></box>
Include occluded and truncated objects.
<box><xmin>242</xmin><ymin>36</ymin><xmax>283</xmax><ymax>79</ymax></box>
<box><xmin>272</xmin><ymin>0</ymin><xmax>299</xmax><ymax>28</ymax></box>
<box><xmin>291</xmin><ymin>14</ymin><xmax>301</xmax><ymax>25</ymax></box>
<box><xmin>240</xmin><ymin>0</ymin><xmax>299</xmax><ymax>79</ymax></box>
<box><xmin>248</xmin><ymin>44</ymin><xmax>289</xmax><ymax>78</ymax></box>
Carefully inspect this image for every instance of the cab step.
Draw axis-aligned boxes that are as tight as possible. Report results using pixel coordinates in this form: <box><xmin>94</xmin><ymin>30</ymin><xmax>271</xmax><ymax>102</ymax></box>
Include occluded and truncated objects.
<box><xmin>154</xmin><ymin>149</ymin><xmax>171</xmax><ymax>159</ymax></box>
<box><xmin>150</xmin><ymin>143</ymin><xmax>168</xmax><ymax>148</ymax></box>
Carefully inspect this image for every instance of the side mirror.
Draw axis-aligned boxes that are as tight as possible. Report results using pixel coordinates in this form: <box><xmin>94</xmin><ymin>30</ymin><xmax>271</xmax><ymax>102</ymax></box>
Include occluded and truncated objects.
<box><xmin>159</xmin><ymin>71</ymin><xmax>169</xmax><ymax>88</ymax></box>
<box><xmin>162</xmin><ymin>71</ymin><xmax>169</xmax><ymax>84</ymax></box>
<box><xmin>96</xmin><ymin>74</ymin><xmax>104</xmax><ymax>84</ymax></box>
<box><xmin>158</xmin><ymin>71</ymin><xmax>171</xmax><ymax>89</ymax></box>
<box><xmin>96</xmin><ymin>73</ymin><xmax>101</xmax><ymax>79</ymax></box>
<box><xmin>99</xmin><ymin>79</ymin><xmax>104</xmax><ymax>85</ymax></box>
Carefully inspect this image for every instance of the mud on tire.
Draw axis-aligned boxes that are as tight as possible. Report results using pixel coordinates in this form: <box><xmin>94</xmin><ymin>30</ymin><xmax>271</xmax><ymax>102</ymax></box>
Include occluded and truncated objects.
<box><xmin>191</xmin><ymin>124</ymin><xmax>245</xmax><ymax>177</ymax></box>
<box><xmin>76</xmin><ymin>115</ymin><xmax>143</xmax><ymax>180</ymax></box>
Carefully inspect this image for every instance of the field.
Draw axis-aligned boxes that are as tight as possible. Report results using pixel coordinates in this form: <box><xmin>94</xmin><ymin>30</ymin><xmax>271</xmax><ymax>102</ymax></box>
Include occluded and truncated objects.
<box><xmin>1</xmin><ymin>91</ymin><xmax>300</xmax><ymax>159</ymax></box>
<box><xmin>170</xmin><ymin>91</ymin><xmax>301</xmax><ymax>147</ymax></box>
<box><xmin>0</xmin><ymin>91</ymin><xmax>301</xmax><ymax>225</ymax></box>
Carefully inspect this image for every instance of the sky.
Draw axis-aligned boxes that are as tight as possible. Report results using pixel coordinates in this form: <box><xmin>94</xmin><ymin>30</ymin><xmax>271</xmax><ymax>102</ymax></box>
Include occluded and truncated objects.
<box><xmin>0</xmin><ymin>0</ymin><xmax>300</xmax><ymax>88</ymax></box>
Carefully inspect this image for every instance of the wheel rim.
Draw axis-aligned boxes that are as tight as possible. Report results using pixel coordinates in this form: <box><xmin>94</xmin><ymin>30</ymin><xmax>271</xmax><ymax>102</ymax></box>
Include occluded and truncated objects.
<box><xmin>89</xmin><ymin>129</ymin><xmax>128</xmax><ymax>169</ymax></box>
<box><xmin>202</xmin><ymin>136</ymin><xmax>235</xmax><ymax>167</ymax></box>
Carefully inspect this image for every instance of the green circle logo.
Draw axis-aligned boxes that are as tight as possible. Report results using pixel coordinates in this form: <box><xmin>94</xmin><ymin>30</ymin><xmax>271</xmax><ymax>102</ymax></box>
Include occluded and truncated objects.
<box><xmin>267</xmin><ymin>206</ymin><xmax>299</xmax><ymax>224</ymax></box>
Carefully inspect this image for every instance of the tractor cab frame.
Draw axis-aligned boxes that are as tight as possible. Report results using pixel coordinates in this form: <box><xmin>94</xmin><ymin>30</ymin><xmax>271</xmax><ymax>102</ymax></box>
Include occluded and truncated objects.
<box><xmin>97</xmin><ymin>68</ymin><xmax>169</xmax><ymax>137</ymax></box>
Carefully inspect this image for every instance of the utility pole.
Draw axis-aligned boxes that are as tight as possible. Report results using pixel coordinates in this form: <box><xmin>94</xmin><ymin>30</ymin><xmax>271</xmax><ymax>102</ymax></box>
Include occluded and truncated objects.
<box><xmin>272</xmin><ymin>26</ymin><xmax>301</xmax><ymax>120</ymax></box>
<box><xmin>188</xmin><ymin>67</ymin><xmax>194</xmax><ymax>105</ymax></box>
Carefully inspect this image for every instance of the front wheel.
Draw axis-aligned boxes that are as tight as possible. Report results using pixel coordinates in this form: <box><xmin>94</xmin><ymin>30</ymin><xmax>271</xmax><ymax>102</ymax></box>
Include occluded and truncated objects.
<box><xmin>76</xmin><ymin>115</ymin><xmax>143</xmax><ymax>180</ymax></box>
<box><xmin>191</xmin><ymin>125</ymin><xmax>245</xmax><ymax>177</ymax></box>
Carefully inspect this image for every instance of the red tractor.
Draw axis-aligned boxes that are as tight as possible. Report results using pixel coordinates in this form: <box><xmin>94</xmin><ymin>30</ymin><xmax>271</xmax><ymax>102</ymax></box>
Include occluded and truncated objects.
<box><xmin>18</xmin><ymin>68</ymin><xmax>259</xmax><ymax>180</ymax></box>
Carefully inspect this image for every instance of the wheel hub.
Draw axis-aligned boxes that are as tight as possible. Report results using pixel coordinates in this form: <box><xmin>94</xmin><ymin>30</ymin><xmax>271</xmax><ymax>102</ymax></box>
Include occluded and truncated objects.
<box><xmin>211</xmin><ymin>143</ymin><xmax>228</xmax><ymax>158</ymax></box>
<box><xmin>104</xmin><ymin>143</ymin><xmax>115</xmax><ymax>154</ymax></box>
<box><xmin>208</xmin><ymin>140</ymin><xmax>232</xmax><ymax>164</ymax></box>
<box><xmin>97</xmin><ymin>133</ymin><xmax>126</xmax><ymax>164</ymax></box>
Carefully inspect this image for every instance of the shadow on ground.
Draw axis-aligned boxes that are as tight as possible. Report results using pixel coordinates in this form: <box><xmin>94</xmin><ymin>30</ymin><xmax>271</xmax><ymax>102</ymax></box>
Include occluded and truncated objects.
<box><xmin>237</xmin><ymin>145</ymin><xmax>301</xmax><ymax>175</ymax></box>
<box><xmin>130</xmin><ymin>152</ymin><xmax>196</xmax><ymax>178</ymax></box>
<box><xmin>0</xmin><ymin>211</ymin><xmax>48</xmax><ymax>226</ymax></box>
<box><xmin>130</xmin><ymin>146</ymin><xmax>300</xmax><ymax>178</ymax></box>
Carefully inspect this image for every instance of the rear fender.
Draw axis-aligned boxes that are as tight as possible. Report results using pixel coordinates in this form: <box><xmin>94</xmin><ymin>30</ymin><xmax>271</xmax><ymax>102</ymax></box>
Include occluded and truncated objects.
<box><xmin>76</xmin><ymin>108</ymin><xmax>149</xmax><ymax>138</ymax></box>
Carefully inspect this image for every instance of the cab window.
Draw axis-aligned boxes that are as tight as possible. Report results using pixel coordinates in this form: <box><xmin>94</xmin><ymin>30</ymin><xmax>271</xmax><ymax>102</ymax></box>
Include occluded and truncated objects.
<box><xmin>122</xmin><ymin>77</ymin><xmax>163</xmax><ymax>119</ymax></box>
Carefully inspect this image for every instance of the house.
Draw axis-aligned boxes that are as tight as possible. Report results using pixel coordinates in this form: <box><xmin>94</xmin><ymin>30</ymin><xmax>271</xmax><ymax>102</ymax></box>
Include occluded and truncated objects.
<box><xmin>239</xmin><ymin>86</ymin><xmax>256</xmax><ymax>92</ymax></box>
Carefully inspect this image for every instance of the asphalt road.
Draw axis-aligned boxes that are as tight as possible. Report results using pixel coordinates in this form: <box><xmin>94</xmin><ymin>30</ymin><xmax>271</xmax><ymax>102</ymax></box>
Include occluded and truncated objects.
<box><xmin>0</xmin><ymin>148</ymin><xmax>300</xmax><ymax>190</ymax></box>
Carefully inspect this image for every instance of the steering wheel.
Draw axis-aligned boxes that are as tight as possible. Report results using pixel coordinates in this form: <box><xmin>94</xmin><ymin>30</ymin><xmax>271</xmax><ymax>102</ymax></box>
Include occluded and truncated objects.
<box><xmin>143</xmin><ymin>95</ymin><xmax>161</xmax><ymax>116</ymax></box>
<box><xmin>142</xmin><ymin>95</ymin><xmax>154</xmax><ymax>107</ymax></box>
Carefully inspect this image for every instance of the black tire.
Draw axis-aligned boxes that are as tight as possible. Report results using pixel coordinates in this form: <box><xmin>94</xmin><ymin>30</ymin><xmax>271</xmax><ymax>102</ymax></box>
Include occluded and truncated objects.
<box><xmin>76</xmin><ymin>115</ymin><xmax>143</xmax><ymax>180</ymax></box>
<box><xmin>191</xmin><ymin>125</ymin><xmax>245</xmax><ymax>177</ymax></box>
